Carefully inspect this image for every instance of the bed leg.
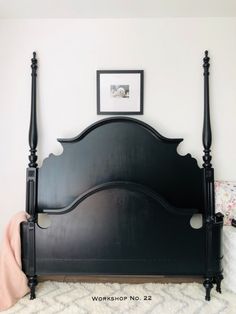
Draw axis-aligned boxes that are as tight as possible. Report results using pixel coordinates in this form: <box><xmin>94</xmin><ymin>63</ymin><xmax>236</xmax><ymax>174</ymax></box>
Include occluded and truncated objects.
<box><xmin>28</xmin><ymin>275</ymin><xmax>38</xmax><ymax>300</ymax></box>
<box><xmin>203</xmin><ymin>278</ymin><xmax>213</xmax><ymax>301</ymax></box>
<box><xmin>214</xmin><ymin>274</ymin><xmax>223</xmax><ymax>293</ymax></box>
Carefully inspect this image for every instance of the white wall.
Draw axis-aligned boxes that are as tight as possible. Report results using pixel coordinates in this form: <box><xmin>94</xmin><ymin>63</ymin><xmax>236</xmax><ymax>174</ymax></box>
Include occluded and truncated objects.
<box><xmin>0</xmin><ymin>18</ymin><xmax>236</xmax><ymax>241</ymax></box>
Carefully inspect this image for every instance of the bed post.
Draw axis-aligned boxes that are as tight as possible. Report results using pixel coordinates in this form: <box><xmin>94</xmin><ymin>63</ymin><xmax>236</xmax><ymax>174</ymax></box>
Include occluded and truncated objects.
<box><xmin>25</xmin><ymin>52</ymin><xmax>38</xmax><ymax>299</ymax></box>
<box><xmin>202</xmin><ymin>50</ymin><xmax>223</xmax><ymax>300</ymax></box>
<box><xmin>202</xmin><ymin>50</ymin><xmax>214</xmax><ymax>218</ymax></box>
<box><xmin>202</xmin><ymin>50</ymin><xmax>214</xmax><ymax>301</ymax></box>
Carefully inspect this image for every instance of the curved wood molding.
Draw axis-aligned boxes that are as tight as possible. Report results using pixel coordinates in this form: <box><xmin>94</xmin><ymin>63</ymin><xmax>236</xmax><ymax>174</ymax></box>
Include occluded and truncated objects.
<box><xmin>43</xmin><ymin>181</ymin><xmax>199</xmax><ymax>215</ymax></box>
<box><xmin>57</xmin><ymin>117</ymin><xmax>183</xmax><ymax>144</ymax></box>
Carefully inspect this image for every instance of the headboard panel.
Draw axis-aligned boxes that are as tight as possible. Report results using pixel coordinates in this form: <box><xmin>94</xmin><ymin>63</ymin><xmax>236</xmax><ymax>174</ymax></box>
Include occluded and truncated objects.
<box><xmin>37</xmin><ymin>117</ymin><xmax>204</xmax><ymax>212</ymax></box>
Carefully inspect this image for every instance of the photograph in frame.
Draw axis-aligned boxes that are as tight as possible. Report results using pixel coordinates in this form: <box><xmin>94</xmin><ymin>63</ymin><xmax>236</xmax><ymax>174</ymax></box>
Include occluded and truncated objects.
<box><xmin>97</xmin><ymin>70</ymin><xmax>144</xmax><ymax>115</ymax></box>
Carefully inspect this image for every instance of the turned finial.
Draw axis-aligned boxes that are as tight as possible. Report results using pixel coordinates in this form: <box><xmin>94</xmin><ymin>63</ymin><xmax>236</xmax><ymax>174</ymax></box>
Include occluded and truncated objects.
<box><xmin>31</xmin><ymin>52</ymin><xmax>37</xmax><ymax>76</ymax></box>
<box><xmin>203</xmin><ymin>50</ymin><xmax>210</xmax><ymax>75</ymax></box>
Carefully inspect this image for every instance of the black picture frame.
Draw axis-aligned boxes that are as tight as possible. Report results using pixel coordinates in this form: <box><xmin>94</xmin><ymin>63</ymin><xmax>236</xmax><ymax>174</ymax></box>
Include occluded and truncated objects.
<box><xmin>97</xmin><ymin>70</ymin><xmax>144</xmax><ymax>115</ymax></box>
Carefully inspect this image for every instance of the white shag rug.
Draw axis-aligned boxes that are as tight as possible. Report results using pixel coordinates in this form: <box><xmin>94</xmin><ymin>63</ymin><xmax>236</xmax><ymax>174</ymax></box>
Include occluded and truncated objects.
<box><xmin>2</xmin><ymin>281</ymin><xmax>236</xmax><ymax>314</ymax></box>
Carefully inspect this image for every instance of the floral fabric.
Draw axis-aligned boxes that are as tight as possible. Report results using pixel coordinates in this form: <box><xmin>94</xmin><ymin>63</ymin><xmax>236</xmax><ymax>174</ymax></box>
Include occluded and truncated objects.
<box><xmin>215</xmin><ymin>181</ymin><xmax>236</xmax><ymax>225</ymax></box>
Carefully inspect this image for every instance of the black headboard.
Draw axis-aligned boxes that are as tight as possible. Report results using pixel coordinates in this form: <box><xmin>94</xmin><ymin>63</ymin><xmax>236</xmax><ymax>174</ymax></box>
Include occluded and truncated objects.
<box><xmin>26</xmin><ymin>50</ymin><xmax>215</xmax><ymax>222</ymax></box>
<box><xmin>37</xmin><ymin>117</ymin><xmax>204</xmax><ymax>213</ymax></box>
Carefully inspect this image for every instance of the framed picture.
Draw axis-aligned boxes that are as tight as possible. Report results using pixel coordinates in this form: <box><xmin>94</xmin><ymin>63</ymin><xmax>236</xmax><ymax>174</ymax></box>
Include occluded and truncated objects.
<box><xmin>97</xmin><ymin>70</ymin><xmax>144</xmax><ymax>115</ymax></box>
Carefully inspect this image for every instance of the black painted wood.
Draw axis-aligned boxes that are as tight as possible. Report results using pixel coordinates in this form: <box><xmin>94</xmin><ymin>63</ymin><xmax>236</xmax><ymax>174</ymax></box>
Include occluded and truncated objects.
<box><xmin>21</xmin><ymin>186</ymin><xmax>222</xmax><ymax>276</ymax></box>
<box><xmin>32</xmin><ymin>188</ymin><xmax>205</xmax><ymax>275</ymax></box>
<box><xmin>202</xmin><ymin>50</ymin><xmax>214</xmax><ymax>221</ymax></box>
<box><xmin>28</xmin><ymin>52</ymin><xmax>38</xmax><ymax>168</ymax></box>
<box><xmin>21</xmin><ymin>51</ymin><xmax>224</xmax><ymax>302</ymax></box>
<box><xmin>201</xmin><ymin>51</ymin><xmax>223</xmax><ymax>300</ymax></box>
<box><xmin>43</xmin><ymin>181</ymin><xmax>199</xmax><ymax>215</ymax></box>
<box><xmin>38</xmin><ymin>117</ymin><xmax>204</xmax><ymax>213</ymax></box>
<box><xmin>26</xmin><ymin>52</ymin><xmax>38</xmax><ymax>217</ymax></box>
<box><xmin>203</xmin><ymin>51</ymin><xmax>212</xmax><ymax>169</ymax></box>
<box><xmin>25</xmin><ymin>52</ymin><xmax>38</xmax><ymax>300</ymax></box>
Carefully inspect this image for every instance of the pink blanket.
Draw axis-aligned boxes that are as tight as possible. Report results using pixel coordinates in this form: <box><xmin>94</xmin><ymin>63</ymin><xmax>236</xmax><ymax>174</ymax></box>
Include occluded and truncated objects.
<box><xmin>0</xmin><ymin>212</ymin><xmax>29</xmax><ymax>311</ymax></box>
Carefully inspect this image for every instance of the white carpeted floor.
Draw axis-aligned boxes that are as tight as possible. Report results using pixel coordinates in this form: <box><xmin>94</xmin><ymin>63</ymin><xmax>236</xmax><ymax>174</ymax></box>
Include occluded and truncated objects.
<box><xmin>2</xmin><ymin>281</ymin><xmax>236</xmax><ymax>314</ymax></box>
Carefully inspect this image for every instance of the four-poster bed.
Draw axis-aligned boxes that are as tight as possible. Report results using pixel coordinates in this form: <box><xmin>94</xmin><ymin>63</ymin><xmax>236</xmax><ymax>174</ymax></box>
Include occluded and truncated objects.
<box><xmin>20</xmin><ymin>51</ymin><xmax>224</xmax><ymax>301</ymax></box>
